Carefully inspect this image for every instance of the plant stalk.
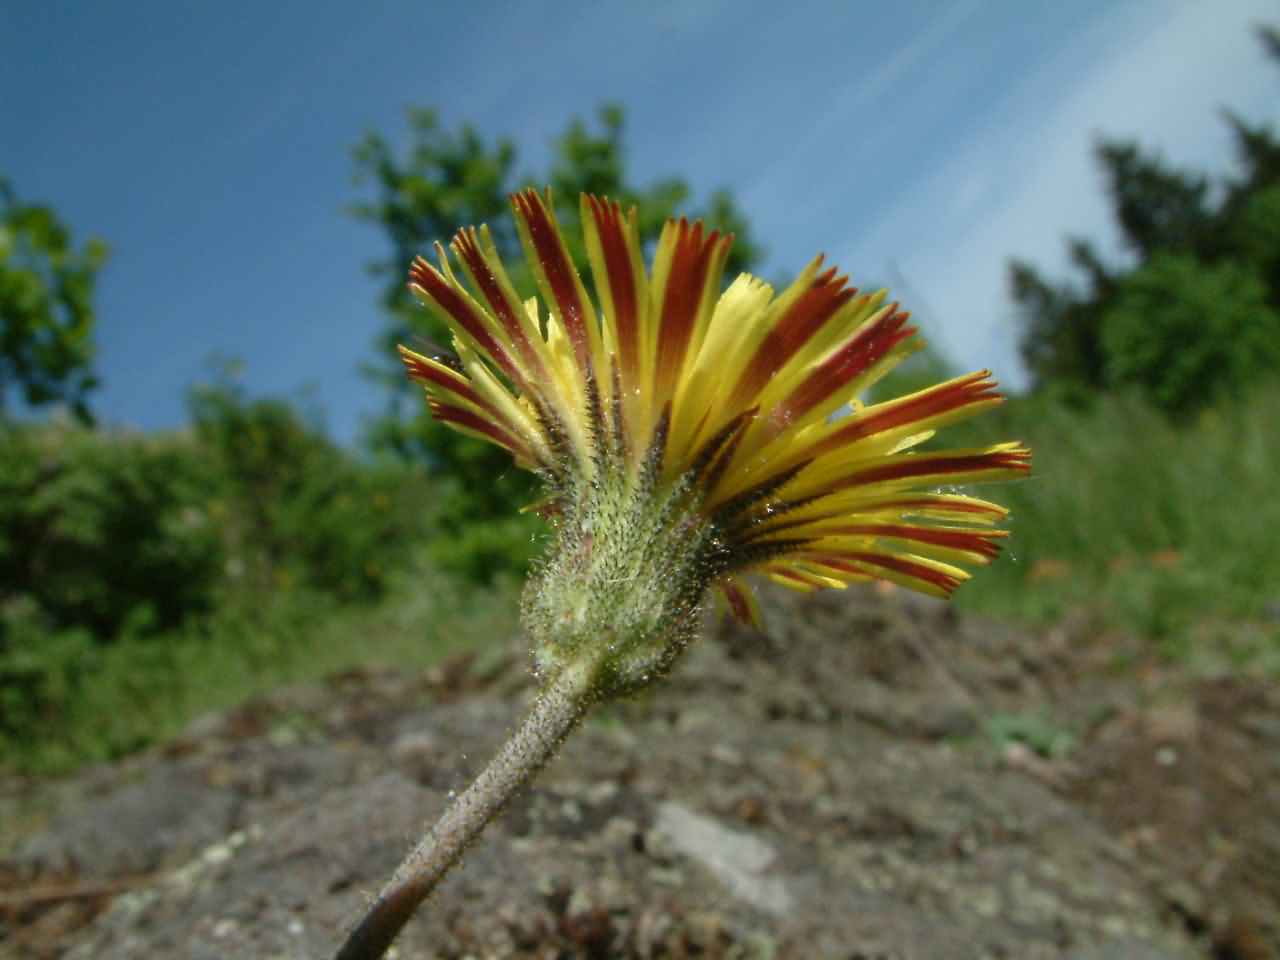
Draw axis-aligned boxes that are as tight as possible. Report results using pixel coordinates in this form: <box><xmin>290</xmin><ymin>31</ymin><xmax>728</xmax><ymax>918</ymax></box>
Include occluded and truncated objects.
<box><xmin>333</xmin><ymin>653</ymin><xmax>600</xmax><ymax>960</ymax></box>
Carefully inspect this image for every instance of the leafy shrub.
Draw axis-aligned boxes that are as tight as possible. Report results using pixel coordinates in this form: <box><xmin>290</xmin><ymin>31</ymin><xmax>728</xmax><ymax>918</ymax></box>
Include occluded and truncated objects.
<box><xmin>0</xmin><ymin>383</ymin><xmax>441</xmax><ymax>766</ymax></box>
<box><xmin>0</xmin><ymin>420</ymin><xmax>223</xmax><ymax>641</ymax></box>
<box><xmin>188</xmin><ymin>377</ymin><xmax>430</xmax><ymax>603</ymax></box>
<box><xmin>0</xmin><ymin>422</ymin><xmax>224</xmax><ymax>757</ymax></box>
<box><xmin>425</xmin><ymin>502</ymin><xmax>544</xmax><ymax>583</ymax></box>
<box><xmin>1099</xmin><ymin>253</ymin><xmax>1280</xmax><ymax>415</ymax></box>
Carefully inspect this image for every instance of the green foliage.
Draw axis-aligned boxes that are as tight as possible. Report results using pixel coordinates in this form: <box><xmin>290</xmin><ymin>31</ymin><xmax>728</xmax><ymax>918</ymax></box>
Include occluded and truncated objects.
<box><xmin>1099</xmin><ymin>253</ymin><xmax>1280</xmax><ymax>414</ymax></box>
<box><xmin>1098</xmin><ymin>141</ymin><xmax>1215</xmax><ymax>260</ymax></box>
<box><xmin>0</xmin><ymin>422</ymin><xmax>224</xmax><ymax>759</ymax></box>
<box><xmin>1010</xmin><ymin>243</ymin><xmax>1111</xmax><ymax>391</ymax></box>
<box><xmin>188</xmin><ymin>367</ymin><xmax>429</xmax><ymax>603</ymax></box>
<box><xmin>0</xmin><ymin>179</ymin><xmax>107</xmax><ymax>422</ymax></box>
<box><xmin>1011</xmin><ymin>25</ymin><xmax>1280</xmax><ymax>409</ymax></box>
<box><xmin>0</xmin><ymin>421</ymin><xmax>223</xmax><ymax>642</ymax></box>
<box><xmin>950</xmin><ymin>382</ymin><xmax>1280</xmax><ymax>658</ymax></box>
<box><xmin>0</xmin><ymin>378</ymin><xmax>440</xmax><ymax>769</ymax></box>
<box><xmin>984</xmin><ymin>711</ymin><xmax>1074</xmax><ymax>759</ymax></box>
<box><xmin>423</xmin><ymin>497</ymin><xmax>543</xmax><ymax>583</ymax></box>
<box><xmin>0</xmin><ymin>374</ymin><xmax>429</xmax><ymax>646</ymax></box>
<box><xmin>1231</xmin><ymin>183</ymin><xmax>1280</xmax><ymax>279</ymax></box>
<box><xmin>2</xmin><ymin>569</ymin><xmax>520</xmax><ymax>774</ymax></box>
<box><xmin>352</xmin><ymin>104</ymin><xmax>762</xmax><ymax>580</ymax></box>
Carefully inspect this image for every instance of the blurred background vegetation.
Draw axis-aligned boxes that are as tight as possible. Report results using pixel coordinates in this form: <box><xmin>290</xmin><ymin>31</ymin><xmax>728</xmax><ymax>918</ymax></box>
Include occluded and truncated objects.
<box><xmin>2</xmin><ymin>29</ymin><xmax>1277</xmax><ymax>774</ymax></box>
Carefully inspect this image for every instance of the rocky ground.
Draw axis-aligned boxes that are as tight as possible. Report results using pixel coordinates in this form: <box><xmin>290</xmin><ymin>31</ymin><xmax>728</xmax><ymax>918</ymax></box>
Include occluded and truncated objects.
<box><xmin>1</xmin><ymin>585</ymin><xmax>1277</xmax><ymax>959</ymax></box>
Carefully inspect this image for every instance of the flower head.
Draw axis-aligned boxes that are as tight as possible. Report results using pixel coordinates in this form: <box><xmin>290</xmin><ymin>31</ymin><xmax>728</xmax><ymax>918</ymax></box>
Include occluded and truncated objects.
<box><xmin>401</xmin><ymin>188</ymin><xmax>1029</xmax><ymax>690</ymax></box>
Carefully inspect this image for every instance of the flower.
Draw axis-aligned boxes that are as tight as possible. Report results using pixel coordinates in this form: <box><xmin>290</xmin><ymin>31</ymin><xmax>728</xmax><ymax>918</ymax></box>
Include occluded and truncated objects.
<box><xmin>400</xmin><ymin>188</ymin><xmax>1029</xmax><ymax>688</ymax></box>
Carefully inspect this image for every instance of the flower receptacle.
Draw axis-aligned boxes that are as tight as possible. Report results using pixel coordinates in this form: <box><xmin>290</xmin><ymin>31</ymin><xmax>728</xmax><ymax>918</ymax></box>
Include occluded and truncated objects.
<box><xmin>521</xmin><ymin>466</ymin><xmax>721</xmax><ymax>699</ymax></box>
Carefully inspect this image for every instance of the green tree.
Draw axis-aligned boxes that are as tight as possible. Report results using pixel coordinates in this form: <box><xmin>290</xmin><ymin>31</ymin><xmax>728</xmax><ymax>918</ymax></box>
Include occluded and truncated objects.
<box><xmin>0</xmin><ymin>179</ymin><xmax>107</xmax><ymax>423</ymax></box>
<box><xmin>1100</xmin><ymin>253</ymin><xmax>1280</xmax><ymax>415</ymax></box>
<box><xmin>352</xmin><ymin>104</ymin><xmax>762</xmax><ymax>578</ymax></box>
<box><xmin>1009</xmin><ymin>25</ymin><xmax>1280</xmax><ymax>410</ymax></box>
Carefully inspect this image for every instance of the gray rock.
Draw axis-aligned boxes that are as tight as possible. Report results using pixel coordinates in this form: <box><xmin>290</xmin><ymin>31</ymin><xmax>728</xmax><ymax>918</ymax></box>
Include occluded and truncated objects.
<box><xmin>17</xmin><ymin>764</ymin><xmax>238</xmax><ymax>875</ymax></box>
<box><xmin>11</xmin><ymin>583</ymin><xmax>1264</xmax><ymax>958</ymax></box>
<box><xmin>651</xmin><ymin>801</ymin><xmax>793</xmax><ymax>915</ymax></box>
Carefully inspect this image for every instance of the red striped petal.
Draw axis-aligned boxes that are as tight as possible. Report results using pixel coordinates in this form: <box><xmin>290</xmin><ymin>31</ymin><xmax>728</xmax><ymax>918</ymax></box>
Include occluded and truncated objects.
<box><xmin>450</xmin><ymin>227</ymin><xmax>545</xmax><ymax>377</ymax></box>
<box><xmin>857</xmin><ymin>495</ymin><xmax>1009</xmax><ymax>521</ymax></box>
<box><xmin>767</xmin><ymin>306</ymin><xmax>915</xmax><ymax>433</ymax></box>
<box><xmin>840</xmin><ymin>447</ymin><xmax>1032</xmax><ymax>489</ymax></box>
<box><xmin>427</xmin><ymin>400</ymin><xmax>531</xmax><ymax>461</ymax></box>
<box><xmin>818</xmin><ymin>553</ymin><xmax>965</xmax><ymax>594</ymax></box>
<box><xmin>511</xmin><ymin>188</ymin><xmax>594</xmax><ymax>376</ymax></box>
<box><xmin>719</xmin><ymin>577</ymin><xmax>763</xmax><ymax>629</ymax></box>
<box><xmin>763</xmin><ymin>567</ymin><xmax>829</xmax><ymax>591</ymax></box>
<box><xmin>584</xmin><ymin>195</ymin><xmax>643</xmax><ymax>388</ymax></box>
<box><xmin>408</xmin><ymin>255</ymin><xmax>527</xmax><ymax>390</ymax></box>
<box><xmin>728</xmin><ymin>264</ymin><xmax>856</xmax><ymax>410</ymax></box>
<box><xmin>813</xmin><ymin>372</ymin><xmax>1001</xmax><ymax>456</ymax></box>
<box><xmin>653</xmin><ymin>218</ymin><xmax>728</xmax><ymax>404</ymax></box>
<box><xmin>401</xmin><ymin>350</ymin><xmax>490</xmax><ymax>410</ymax></box>
<box><xmin>825</xmin><ymin>523</ymin><xmax>1006</xmax><ymax>560</ymax></box>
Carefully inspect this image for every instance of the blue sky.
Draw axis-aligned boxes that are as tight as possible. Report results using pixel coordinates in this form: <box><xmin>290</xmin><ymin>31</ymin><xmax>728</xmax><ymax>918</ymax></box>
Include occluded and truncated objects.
<box><xmin>3</xmin><ymin>0</ymin><xmax>1277</xmax><ymax>444</ymax></box>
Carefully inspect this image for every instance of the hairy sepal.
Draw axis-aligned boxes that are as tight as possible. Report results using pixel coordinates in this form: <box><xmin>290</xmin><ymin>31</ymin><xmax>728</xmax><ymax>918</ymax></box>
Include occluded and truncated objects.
<box><xmin>521</xmin><ymin>462</ymin><xmax>719</xmax><ymax>699</ymax></box>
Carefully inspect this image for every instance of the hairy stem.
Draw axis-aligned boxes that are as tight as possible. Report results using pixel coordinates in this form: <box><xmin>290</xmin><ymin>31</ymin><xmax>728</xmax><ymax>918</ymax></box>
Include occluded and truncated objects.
<box><xmin>333</xmin><ymin>654</ymin><xmax>601</xmax><ymax>960</ymax></box>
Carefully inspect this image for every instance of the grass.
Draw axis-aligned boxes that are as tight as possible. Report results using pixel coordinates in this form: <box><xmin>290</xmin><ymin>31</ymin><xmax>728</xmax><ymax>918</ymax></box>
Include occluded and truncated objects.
<box><xmin>948</xmin><ymin>381</ymin><xmax>1280</xmax><ymax>661</ymax></box>
<box><xmin>1</xmin><ymin>559</ymin><xmax>521</xmax><ymax>775</ymax></box>
<box><xmin>982</xmin><ymin>711</ymin><xmax>1076</xmax><ymax>760</ymax></box>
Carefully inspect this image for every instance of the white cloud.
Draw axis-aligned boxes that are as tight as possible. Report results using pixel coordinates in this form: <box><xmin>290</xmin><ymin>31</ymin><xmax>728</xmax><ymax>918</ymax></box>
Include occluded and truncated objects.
<box><xmin>836</xmin><ymin>0</ymin><xmax>1280</xmax><ymax>386</ymax></box>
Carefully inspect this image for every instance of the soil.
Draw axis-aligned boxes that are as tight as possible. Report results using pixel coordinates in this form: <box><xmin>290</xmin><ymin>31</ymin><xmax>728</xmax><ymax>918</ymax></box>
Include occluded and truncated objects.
<box><xmin>1</xmin><ymin>585</ymin><xmax>1276</xmax><ymax>959</ymax></box>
